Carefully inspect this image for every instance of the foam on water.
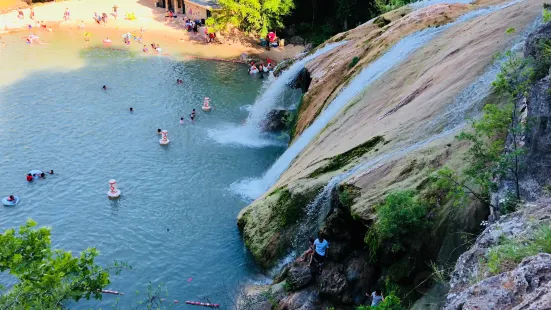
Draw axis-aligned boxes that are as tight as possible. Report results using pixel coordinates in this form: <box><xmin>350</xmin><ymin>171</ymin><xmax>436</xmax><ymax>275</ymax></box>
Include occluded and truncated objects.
<box><xmin>207</xmin><ymin>42</ymin><xmax>346</xmax><ymax>148</ymax></box>
<box><xmin>233</xmin><ymin>0</ymin><xmax>522</xmax><ymax>200</ymax></box>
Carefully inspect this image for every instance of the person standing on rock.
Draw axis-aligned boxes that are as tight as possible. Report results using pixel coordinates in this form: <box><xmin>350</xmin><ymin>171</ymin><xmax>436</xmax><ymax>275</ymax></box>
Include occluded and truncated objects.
<box><xmin>311</xmin><ymin>232</ymin><xmax>328</xmax><ymax>273</ymax></box>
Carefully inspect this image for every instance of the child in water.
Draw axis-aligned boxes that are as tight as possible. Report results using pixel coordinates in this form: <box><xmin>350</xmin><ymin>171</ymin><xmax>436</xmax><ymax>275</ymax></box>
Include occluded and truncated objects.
<box><xmin>157</xmin><ymin>129</ymin><xmax>162</xmax><ymax>134</ymax></box>
<box><xmin>129</xmin><ymin>107</ymin><xmax>133</xmax><ymax>113</ymax></box>
<box><xmin>102</xmin><ymin>85</ymin><xmax>107</xmax><ymax>90</ymax></box>
<box><xmin>26</xmin><ymin>173</ymin><xmax>33</xmax><ymax>182</ymax></box>
<box><xmin>190</xmin><ymin>109</ymin><xmax>196</xmax><ymax>121</ymax></box>
<box><xmin>180</xmin><ymin>117</ymin><xmax>184</xmax><ymax>124</ymax></box>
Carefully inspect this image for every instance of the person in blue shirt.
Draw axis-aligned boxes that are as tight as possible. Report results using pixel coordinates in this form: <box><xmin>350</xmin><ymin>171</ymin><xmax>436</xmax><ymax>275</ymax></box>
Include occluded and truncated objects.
<box><xmin>311</xmin><ymin>232</ymin><xmax>329</xmax><ymax>273</ymax></box>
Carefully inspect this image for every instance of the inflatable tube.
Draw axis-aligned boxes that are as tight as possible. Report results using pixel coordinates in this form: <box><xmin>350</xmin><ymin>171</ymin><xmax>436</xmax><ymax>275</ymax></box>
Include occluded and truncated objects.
<box><xmin>202</xmin><ymin>106</ymin><xmax>211</xmax><ymax>112</ymax></box>
<box><xmin>2</xmin><ymin>196</ymin><xmax>20</xmax><ymax>206</ymax></box>
<box><xmin>103</xmin><ymin>39</ymin><xmax>113</xmax><ymax>43</ymax></box>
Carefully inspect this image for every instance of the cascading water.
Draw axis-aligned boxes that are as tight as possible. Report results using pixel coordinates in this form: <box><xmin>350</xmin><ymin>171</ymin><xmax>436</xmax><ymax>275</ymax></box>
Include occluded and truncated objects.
<box><xmin>207</xmin><ymin>42</ymin><xmax>346</xmax><ymax>148</ymax></box>
<box><xmin>410</xmin><ymin>0</ymin><xmax>474</xmax><ymax>9</ymax></box>
<box><xmin>291</xmin><ymin>8</ymin><xmax>540</xmax><ymax>257</ymax></box>
<box><xmin>233</xmin><ymin>0</ymin><xmax>523</xmax><ymax>200</ymax></box>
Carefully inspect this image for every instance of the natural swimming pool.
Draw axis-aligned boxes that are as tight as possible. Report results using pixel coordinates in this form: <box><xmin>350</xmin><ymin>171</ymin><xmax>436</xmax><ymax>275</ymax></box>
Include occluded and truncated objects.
<box><xmin>0</xmin><ymin>31</ymin><xmax>289</xmax><ymax>307</ymax></box>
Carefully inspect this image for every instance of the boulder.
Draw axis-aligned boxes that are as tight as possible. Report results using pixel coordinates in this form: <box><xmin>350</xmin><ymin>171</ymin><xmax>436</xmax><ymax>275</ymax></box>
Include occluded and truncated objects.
<box><xmin>524</xmin><ymin>21</ymin><xmax>551</xmax><ymax>59</ymax></box>
<box><xmin>278</xmin><ymin>287</ymin><xmax>320</xmax><ymax>310</ymax></box>
<box><xmin>262</xmin><ymin>109</ymin><xmax>289</xmax><ymax>132</ymax></box>
<box><xmin>317</xmin><ymin>262</ymin><xmax>351</xmax><ymax>303</ymax></box>
<box><xmin>444</xmin><ymin>254</ymin><xmax>551</xmax><ymax>310</ymax></box>
<box><xmin>288</xmin><ymin>262</ymin><xmax>313</xmax><ymax>289</ymax></box>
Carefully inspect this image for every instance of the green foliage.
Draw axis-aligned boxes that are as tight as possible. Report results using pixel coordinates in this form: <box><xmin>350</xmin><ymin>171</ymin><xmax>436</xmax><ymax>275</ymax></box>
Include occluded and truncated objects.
<box><xmin>349</xmin><ymin>56</ymin><xmax>360</xmax><ymax>69</ymax></box>
<box><xmin>206</xmin><ymin>0</ymin><xmax>294</xmax><ymax>36</ymax></box>
<box><xmin>485</xmin><ymin>225</ymin><xmax>551</xmax><ymax>275</ymax></box>
<box><xmin>432</xmin><ymin>52</ymin><xmax>533</xmax><ymax>212</ymax></box>
<box><xmin>375</xmin><ymin>0</ymin><xmax>411</xmax><ymax>14</ymax></box>
<box><xmin>505</xmin><ymin>27</ymin><xmax>516</xmax><ymax>34</ymax></box>
<box><xmin>544</xmin><ymin>9</ymin><xmax>551</xmax><ymax>23</ymax></box>
<box><xmin>0</xmin><ymin>220</ymin><xmax>127</xmax><ymax>309</ymax></box>
<box><xmin>365</xmin><ymin>191</ymin><xmax>429</xmax><ymax>259</ymax></box>
<box><xmin>309</xmin><ymin>136</ymin><xmax>384</xmax><ymax>178</ymax></box>
<box><xmin>356</xmin><ymin>292</ymin><xmax>405</xmax><ymax>310</ymax></box>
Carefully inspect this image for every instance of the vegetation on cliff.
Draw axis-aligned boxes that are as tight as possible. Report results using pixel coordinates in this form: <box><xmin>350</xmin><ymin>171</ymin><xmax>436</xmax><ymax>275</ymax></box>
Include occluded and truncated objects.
<box><xmin>309</xmin><ymin>136</ymin><xmax>384</xmax><ymax>178</ymax></box>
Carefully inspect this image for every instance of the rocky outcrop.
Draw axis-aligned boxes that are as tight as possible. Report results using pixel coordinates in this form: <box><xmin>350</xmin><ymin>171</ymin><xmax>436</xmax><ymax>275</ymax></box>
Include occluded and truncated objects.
<box><xmin>445</xmin><ymin>254</ymin><xmax>551</xmax><ymax>310</ymax></box>
<box><xmin>287</xmin><ymin>262</ymin><xmax>313</xmax><ymax>290</ymax></box>
<box><xmin>262</xmin><ymin>109</ymin><xmax>291</xmax><ymax>132</ymax></box>
<box><xmin>445</xmin><ymin>199</ymin><xmax>551</xmax><ymax>309</ymax></box>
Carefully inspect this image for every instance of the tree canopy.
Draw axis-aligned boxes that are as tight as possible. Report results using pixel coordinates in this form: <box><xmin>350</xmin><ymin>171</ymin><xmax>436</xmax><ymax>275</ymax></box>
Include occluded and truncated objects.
<box><xmin>0</xmin><ymin>219</ymin><xmax>124</xmax><ymax>309</ymax></box>
<box><xmin>207</xmin><ymin>0</ymin><xmax>294</xmax><ymax>36</ymax></box>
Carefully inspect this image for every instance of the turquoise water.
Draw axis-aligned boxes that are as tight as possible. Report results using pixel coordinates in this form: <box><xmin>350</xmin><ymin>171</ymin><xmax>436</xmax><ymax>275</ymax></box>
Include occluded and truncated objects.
<box><xmin>0</xmin><ymin>33</ymin><xmax>283</xmax><ymax>307</ymax></box>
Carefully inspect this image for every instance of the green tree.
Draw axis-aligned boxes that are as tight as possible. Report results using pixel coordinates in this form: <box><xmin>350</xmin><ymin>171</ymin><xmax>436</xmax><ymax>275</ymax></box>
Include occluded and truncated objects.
<box><xmin>365</xmin><ymin>190</ymin><xmax>429</xmax><ymax>260</ymax></box>
<box><xmin>207</xmin><ymin>0</ymin><xmax>295</xmax><ymax>36</ymax></box>
<box><xmin>0</xmin><ymin>219</ymin><xmax>127</xmax><ymax>309</ymax></box>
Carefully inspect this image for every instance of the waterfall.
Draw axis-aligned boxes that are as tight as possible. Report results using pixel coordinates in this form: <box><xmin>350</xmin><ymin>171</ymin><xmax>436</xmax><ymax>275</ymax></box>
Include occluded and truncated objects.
<box><xmin>207</xmin><ymin>42</ymin><xmax>346</xmax><ymax>148</ymax></box>
<box><xmin>232</xmin><ymin>0</ymin><xmax>523</xmax><ymax>200</ymax></box>
<box><xmin>410</xmin><ymin>0</ymin><xmax>474</xmax><ymax>10</ymax></box>
<box><xmin>291</xmin><ymin>9</ymin><xmax>540</xmax><ymax>256</ymax></box>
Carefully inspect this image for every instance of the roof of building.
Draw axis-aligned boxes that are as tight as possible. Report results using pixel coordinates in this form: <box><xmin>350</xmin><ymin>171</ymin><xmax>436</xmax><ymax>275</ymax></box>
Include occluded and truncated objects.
<box><xmin>185</xmin><ymin>0</ymin><xmax>221</xmax><ymax>10</ymax></box>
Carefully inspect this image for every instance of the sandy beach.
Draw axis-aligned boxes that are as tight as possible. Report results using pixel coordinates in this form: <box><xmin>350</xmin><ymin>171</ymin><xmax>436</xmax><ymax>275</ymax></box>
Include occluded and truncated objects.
<box><xmin>0</xmin><ymin>0</ymin><xmax>304</xmax><ymax>62</ymax></box>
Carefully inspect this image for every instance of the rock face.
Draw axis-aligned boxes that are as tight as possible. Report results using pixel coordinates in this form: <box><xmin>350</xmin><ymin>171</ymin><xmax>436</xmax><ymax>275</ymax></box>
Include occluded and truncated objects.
<box><xmin>262</xmin><ymin>109</ymin><xmax>290</xmax><ymax>132</ymax></box>
<box><xmin>445</xmin><ymin>199</ymin><xmax>551</xmax><ymax>309</ymax></box>
<box><xmin>445</xmin><ymin>254</ymin><xmax>551</xmax><ymax>310</ymax></box>
<box><xmin>287</xmin><ymin>262</ymin><xmax>313</xmax><ymax>289</ymax></box>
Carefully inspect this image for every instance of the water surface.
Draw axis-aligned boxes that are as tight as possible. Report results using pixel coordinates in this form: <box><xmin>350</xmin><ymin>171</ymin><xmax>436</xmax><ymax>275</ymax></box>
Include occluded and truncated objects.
<box><xmin>0</xmin><ymin>31</ymin><xmax>280</xmax><ymax>307</ymax></box>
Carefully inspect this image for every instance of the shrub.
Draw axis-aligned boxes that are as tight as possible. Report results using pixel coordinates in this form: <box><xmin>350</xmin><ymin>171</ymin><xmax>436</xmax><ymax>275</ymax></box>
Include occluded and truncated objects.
<box><xmin>356</xmin><ymin>292</ymin><xmax>405</xmax><ymax>310</ymax></box>
<box><xmin>365</xmin><ymin>190</ymin><xmax>429</xmax><ymax>259</ymax></box>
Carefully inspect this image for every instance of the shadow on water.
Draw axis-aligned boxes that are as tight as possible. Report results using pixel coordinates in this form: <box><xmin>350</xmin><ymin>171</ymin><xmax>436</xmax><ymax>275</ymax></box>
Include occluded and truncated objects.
<box><xmin>0</xmin><ymin>42</ymin><xmax>279</xmax><ymax>308</ymax></box>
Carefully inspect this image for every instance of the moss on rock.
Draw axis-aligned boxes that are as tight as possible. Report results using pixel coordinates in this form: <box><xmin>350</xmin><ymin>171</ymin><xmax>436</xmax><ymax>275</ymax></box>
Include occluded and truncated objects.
<box><xmin>237</xmin><ymin>185</ymin><xmax>322</xmax><ymax>268</ymax></box>
<box><xmin>309</xmin><ymin>136</ymin><xmax>384</xmax><ymax>178</ymax></box>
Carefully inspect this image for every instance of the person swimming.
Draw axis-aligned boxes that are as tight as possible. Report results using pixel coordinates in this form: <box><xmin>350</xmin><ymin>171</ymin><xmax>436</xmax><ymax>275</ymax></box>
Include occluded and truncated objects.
<box><xmin>130</xmin><ymin>107</ymin><xmax>133</xmax><ymax>113</ymax></box>
<box><xmin>157</xmin><ymin>128</ymin><xmax>162</xmax><ymax>134</ymax></box>
<box><xmin>102</xmin><ymin>85</ymin><xmax>107</xmax><ymax>90</ymax></box>
<box><xmin>48</xmin><ymin>170</ymin><xmax>54</xmax><ymax>174</ymax></box>
<box><xmin>7</xmin><ymin>195</ymin><xmax>15</xmax><ymax>202</ymax></box>
<box><xmin>26</xmin><ymin>173</ymin><xmax>33</xmax><ymax>182</ymax></box>
<box><xmin>190</xmin><ymin>109</ymin><xmax>196</xmax><ymax>121</ymax></box>
<box><xmin>40</xmin><ymin>172</ymin><xmax>45</xmax><ymax>178</ymax></box>
<box><xmin>180</xmin><ymin>117</ymin><xmax>184</xmax><ymax>124</ymax></box>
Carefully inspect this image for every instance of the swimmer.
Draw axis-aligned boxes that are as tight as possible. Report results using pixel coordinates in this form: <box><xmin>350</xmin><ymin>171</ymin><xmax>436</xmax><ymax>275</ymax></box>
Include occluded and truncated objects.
<box><xmin>130</xmin><ymin>107</ymin><xmax>133</xmax><ymax>113</ymax></box>
<box><xmin>157</xmin><ymin>128</ymin><xmax>162</xmax><ymax>134</ymax></box>
<box><xmin>102</xmin><ymin>85</ymin><xmax>107</xmax><ymax>90</ymax></box>
<box><xmin>180</xmin><ymin>117</ymin><xmax>184</xmax><ymax>124</ymax></box>
<box><xmin>190</xmin><ymin>109</ymin><xmax>196</xmax><ymax>121</ymax></box>
<box><xmin>143</xmin><ymin>45</ymin><xmax>148</xmax><ymax>52</ymax></box>
<box><xmin>26</xmin><ymin>173</ymin><xmax>33</xmax><ymax>182</ymax></box>
<box><xmin>48</xmin><ymin>170</ymin><xmax>54</xmax><ymax>174</ymax></box>
<box><xmin>7</xmin><ymin>195</ymin><xmax>15</xmax><ymax>202</ymax></box>
<box><xmin>40</xmin><ymin>172</ymin><xmax>45</xmax><ymax>178</ymax></box>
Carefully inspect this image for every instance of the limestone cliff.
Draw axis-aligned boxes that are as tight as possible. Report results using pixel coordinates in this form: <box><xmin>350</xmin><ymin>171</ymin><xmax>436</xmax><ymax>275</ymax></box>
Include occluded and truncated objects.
<box><xmin>237</xmin><ymin>0</ymin><xmax>547</xmax><ymax>308</ymax></box>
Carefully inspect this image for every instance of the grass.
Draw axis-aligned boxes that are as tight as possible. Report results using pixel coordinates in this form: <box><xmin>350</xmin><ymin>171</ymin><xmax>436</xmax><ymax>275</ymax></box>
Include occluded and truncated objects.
<box><xmin>485</xmin><ymin>225</ymin><xmax>551</xmax><ymax>275</ymax></box>
<box><xmin>308</xmin><ymin>136</ymin><xmax>384</xmax><ymax>178</ymax></box>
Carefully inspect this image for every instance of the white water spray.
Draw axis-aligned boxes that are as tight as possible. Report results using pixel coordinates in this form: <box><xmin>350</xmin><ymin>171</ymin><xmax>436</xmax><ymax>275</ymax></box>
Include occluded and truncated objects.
<box><xmin>233</xmin><ymin>0</ymin><xmax>522</xmax><ymax>200</ymax></box>
<box><xmin>207</xmin><ymin>42</ymin><xmax>346</xmax><ymax>148</ymax></box>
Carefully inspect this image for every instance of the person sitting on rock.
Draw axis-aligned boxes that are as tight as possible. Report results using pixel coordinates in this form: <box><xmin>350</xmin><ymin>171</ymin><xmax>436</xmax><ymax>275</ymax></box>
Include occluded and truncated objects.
<box><xmin>311</xmin><ymin>232</ymin><xmax>329</xmax><ymax>273</ymax></box>
<box><xmin>298</xmin><ymin>237</ymin><xmax>315</xmax><ymax>263</ymax></box>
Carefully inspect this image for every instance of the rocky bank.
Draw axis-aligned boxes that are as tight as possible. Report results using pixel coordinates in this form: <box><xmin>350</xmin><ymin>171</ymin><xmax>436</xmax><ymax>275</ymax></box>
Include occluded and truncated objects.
<box><xmin>237</xmin><ymin>0</ymin><xmax>550</xmax><ymax>308</ymax></box>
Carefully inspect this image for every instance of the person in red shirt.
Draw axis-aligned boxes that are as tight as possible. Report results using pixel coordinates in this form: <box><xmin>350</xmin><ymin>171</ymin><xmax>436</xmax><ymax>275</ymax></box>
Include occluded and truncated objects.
<box><xmin>26</xmin><ymin>173</ymin><xmax>33</xmax><ymax>182</ymax></box>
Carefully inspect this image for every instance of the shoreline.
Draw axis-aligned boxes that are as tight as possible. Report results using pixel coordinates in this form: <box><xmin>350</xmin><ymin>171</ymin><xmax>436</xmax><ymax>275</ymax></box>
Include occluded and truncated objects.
<box><xmin>0</xmin><ymin>0</ymin><xmax>304</xmax><ymax>62</ymax></box>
